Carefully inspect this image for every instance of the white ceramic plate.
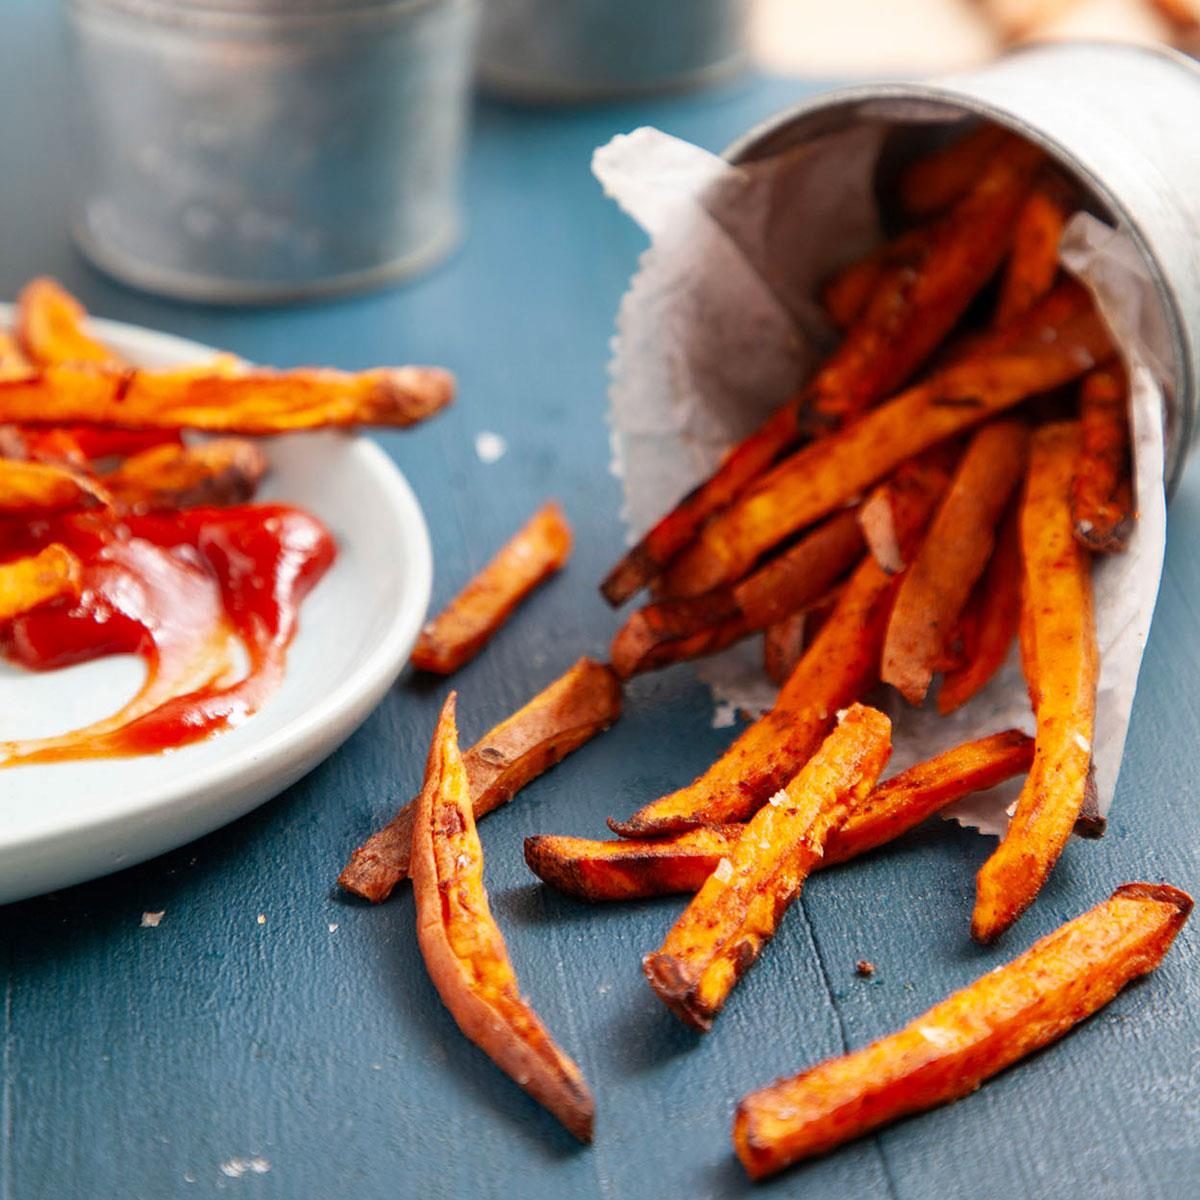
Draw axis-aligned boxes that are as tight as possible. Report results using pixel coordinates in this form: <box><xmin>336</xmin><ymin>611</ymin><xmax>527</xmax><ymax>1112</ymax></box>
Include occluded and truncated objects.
<box><xmin>0</xmin><ymin>306</ymin><xmax>432</xmax><ymax>903</ymax></box>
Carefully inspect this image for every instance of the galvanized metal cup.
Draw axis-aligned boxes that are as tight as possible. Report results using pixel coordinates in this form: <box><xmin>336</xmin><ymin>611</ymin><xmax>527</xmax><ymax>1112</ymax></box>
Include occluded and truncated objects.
<box><xmin>724</xmin><ymin>40</ymin><xmax>1200</xmax><ymax>491</ymax></box>
<box><xmin>478</xmin><ymin>0</ymin><xmax>750</xmax><ymax>102</ymax></box>
<box><xmin>66</xmin><ymin>0</ymin><xmax>480</xmax><ymax>304</ymax></box>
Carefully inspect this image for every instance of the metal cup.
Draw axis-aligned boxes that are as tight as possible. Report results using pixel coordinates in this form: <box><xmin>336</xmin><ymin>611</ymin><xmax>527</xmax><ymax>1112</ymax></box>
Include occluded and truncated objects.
<box><xmin>724</xmin><ymin>40</ymin><xmax>1200</xmax><ymax>492</ymax></box>
<box><xmin>66</xmin><ymin>0</ymin><xmax>480</xmax><ymax>304</ymax></box>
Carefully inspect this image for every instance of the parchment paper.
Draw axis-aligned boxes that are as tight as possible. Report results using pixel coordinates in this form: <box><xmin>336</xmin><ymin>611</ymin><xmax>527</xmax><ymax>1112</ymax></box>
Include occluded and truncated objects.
<box><xmin>596</xmin><ymin>121</ymin><xmax>1169</xmax><ymax>834</ymax></box>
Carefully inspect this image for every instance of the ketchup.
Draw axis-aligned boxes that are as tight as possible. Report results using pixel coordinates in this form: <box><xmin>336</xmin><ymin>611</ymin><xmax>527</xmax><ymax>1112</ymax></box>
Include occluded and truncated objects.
<box><xmin>0</xmin><ymin>504</ymin><xmax>336</xmax><ymax>766</ymax></box>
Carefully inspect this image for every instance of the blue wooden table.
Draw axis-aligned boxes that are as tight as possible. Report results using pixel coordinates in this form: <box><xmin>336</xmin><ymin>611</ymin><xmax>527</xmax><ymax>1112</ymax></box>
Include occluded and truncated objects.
<box><xmin>2</xmin><ymin>7</ymin><xmax>1198</xmax><ymax>1198</ymax></box>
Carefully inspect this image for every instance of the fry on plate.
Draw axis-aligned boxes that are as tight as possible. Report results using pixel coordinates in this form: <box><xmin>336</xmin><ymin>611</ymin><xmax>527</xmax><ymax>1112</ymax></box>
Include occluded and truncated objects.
<box><xmin>411</xmin><ymin>502</ymin><xmax>572</xmax><ymax>675</ymax></box>
<box><xmin>734</xmin><ymin>882</ymin><xmax>1193</xmax><ymax>1179</ymax></box>
<box><xmin>0</xmin><ymin>543</ymin><xmax>83</xmax><ymax>623</ymax></box>
<box><xmin>102</xmin><ymin>439</ymin><xmax>268</xmax><ymax>512</ymax></box>
<box><xmin>338</xmin><ymin>658</ymin><xmax>621</xmax><ymax>902</ymax></box>
<box><xmin>527</xmin><ymin>730</ymin><xmax>1033</xmax><ymax>902</ymax></box>
<box><xmin>15</xmin><ymin>277</ymin><xmax>123</xmax><ymax>367</ymax></box>
<box><xmin>1071</xmin><ymin>365</ymin><xmax>1134</xmax><ymax>553</ymax></box>
<box><xmin>0</xmin><ymin>457</ymin><xmax>108</xmax><ymax>515</ymax></box>
<box><xmin>643</xmin><ymin>704</ymin><xmax>892</xmax><ymax>1032</ymax></box>
<box><xmin>974</xmin><ymin>421</ymin><xmax>1099</xmax><ymax>943</ymax></box>
<box><xmin>410</xmin><ymin>694</ymin><xmax>595</xmax><ymax>1142</ymax></box>
<box><xmin>610</xmin><ymin>456</ymin><xmax>948</xmax><ymax>838</ymax></box>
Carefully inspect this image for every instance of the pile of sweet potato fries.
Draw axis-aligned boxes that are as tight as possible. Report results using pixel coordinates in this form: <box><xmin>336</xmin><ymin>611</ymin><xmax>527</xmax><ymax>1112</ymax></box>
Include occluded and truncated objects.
<box><xmin>339</xmin><ymin>121</ymin><xmax>1191</xmax><ymax>1178</ymax></box>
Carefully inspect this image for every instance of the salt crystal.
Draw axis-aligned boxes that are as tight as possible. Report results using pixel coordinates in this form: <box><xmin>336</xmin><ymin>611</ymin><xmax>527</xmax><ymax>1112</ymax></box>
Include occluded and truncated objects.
<box><xmin>219</xmin><ymin>1157</ymin><xmax>271</xmax><ymax>1179</ymax></box>
<box><xmin>711</xmin><ymin>701</ymin><xmax>737</xmax><ymax>730</ymax></box>
<box><xmin>1073</xmin><ymin>732</ymin><xmax>1091</xmax><ymax>753</ymax></box>
<box><xmin>713</xmin><ymin>857</ymin><xmax>734</xmax><ymax>883</ymax></box>
<box><xmin>328</xmin><ymin>923</ymin><xmax>338</xmax><ymax>933</ymax></box>
<box><xmin>140</xmin><ymin>911</ymin><xmax>164</xmax><ymax>928</ymax></box>
<box><xmin>256</xmin><ymin>914</ymin><xmax>266</xmax><ymax>925</ymax></box>
<box><xmin>474</xmin><ymin>431</ymin><xmax>507</xmax><ymax>464</ymax></box>
<box><xmin>917</xmin><ymin>1025</ymin><xmax>956</xmax><ymax>1048</ymax></box>
<box><xmin>767</xmin><ymin>789</ymin><xmax>788</xmax><ymax>808</ymax></box>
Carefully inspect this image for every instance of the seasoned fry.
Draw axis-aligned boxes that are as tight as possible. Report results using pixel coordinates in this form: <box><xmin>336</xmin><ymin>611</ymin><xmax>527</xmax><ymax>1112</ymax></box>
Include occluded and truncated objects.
<box><xmin>661</xmin><ymin>289</ymin><xmax>1111</xmax><ymax>596</ymax></box>
<box><xmin>643</xmin><ymin>704</ymin><xmax>892</xmax><ymax>1032</ymax></box>
<box><xmin>818</xmin><ymin>228</ymin><xmax>931</xmax><ymax>330</ymax></box>
<box><xmin>898</xmin><ymin>124</ymin><xmax>1011</xmax><ymax>216</ymax></box>
<box><xmin>410</xmin><ymin>694</ymin><xmax>595</xmax><ymax>1142</ymax></box>
<box><xmin>609</xmin><ymin>590</ymin><xmax>747</xmax><ymax>679</ymax></box>
<box><xmin>0</xmin><ymin>457</ymin><xmax>108</xmax><ymax>515</ymax></box>
<box><xmin>0</xmin><ymin>360</ymin><xmax>454</xmax><ymax>434</ymax></box>
<box><xmin>762</xmin><ymin>611</ymin><xmax>807</xmax><ymax>685</ymax></box>
<box><xmin>883</xmin><ymin>421</ymin><xmax>1029</xmax><ymax>704</ymax></box>
<box><xmin>974</xmin><ymin>422</ymin><xmax>1098</xmax><ymax>943</ymax></box>
<box><xmin>338</xmin><ymin>658</ymin><xmax>621</xmax><ymax>902</ymax></box>
<box><xmin>15</xmin><ymin>277</ymin><xmax>123</xmax><ymax>367</ymax></box>
<box><xmin>610</xmin><ymin>458</ymin><xmax>948</xmax><ymax>838</ymax></box>
<box><xmin>938</xmin><ymin>501</ymin><xmax>1023</xmax><ymax>713</ymax></box>
<box><xmin>1070</xmin><ymin>365</ymin><xmax>1133</xmax><ymax>553</ymax></box>
<box><xmin>411</xmin><ymin>502</ymin><xmax>572</xmax><ymax>675</ymax></box>
<box><xmin>734</xmin><ymin>882</ymin><xmax>1193</xmax><ymax>1178</ymax></box>
<box><xmin>601</xmin><ymin>133</ymin><xmax>1042</xmax><ymax>606</ymax></box>
<box><xmin>993</xmin><ymin>186</ymin><xmax>1069</xmax><ymax>326</ymax></box>
<box><xmin>102</xmin><ymin>439</ymin><xmax>268</xmax><ymax>512</ymax></box>
<box><xmin>0</xmin><ymin>544</ymin><xmax>83</xmax><ymax>622</ymax></box>
<box><xmin>528</xmin><ymin>731</ymin><xmax>1033</xmax><ymax>901</ymax></box>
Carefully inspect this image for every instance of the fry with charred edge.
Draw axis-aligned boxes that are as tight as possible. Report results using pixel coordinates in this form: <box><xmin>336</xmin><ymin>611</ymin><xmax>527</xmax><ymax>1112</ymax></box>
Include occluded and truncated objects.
<box><xmin>102</xmin><ymin>439</ymin><xmax>269</xmax><ymax>512</ymax></box>
<box><xmin>410</xmin><ymin>694</ymin><xmax>595</xmax><ymax>1142</ymax></box>
<box><xmin>883</xmin><ymin>421</ymin><xmax>1029</xmax><ymax>704</ymax></box>
<box><xmin>338</xmin><ymin>658</ymin><xmax>621</xmax><ymax>902</ymax></box>
<box><xmin>993</xmin><ymin>186</ymin><xmax>1069</xmax><ymax>326</ymax></box>
<box><xmin>610</xmin><ymin>610</ymin><xmax>750</xmax><ymax>678</ymax></box>
<box><xmin>898</xmin><ymin>124</ymin><xmax>1011</xmax><ymax>216</ymax></box>
<box><xmin>974</xmin><ymin>422</ymin><xmax>1098</xmax><ymax>943</ymax></box>
<box><xmin>412</xmin><ymin>503</ymin><xmax>572</xmax><ymax>674</ymax></box>
<box><xmin>0</xmin><ymin>458</ymin><xmax>109</xmax><ymax>515</ymax></box>
<box><xmin>644</xmin><ymin>704</ymin><xmax>892</xmax><ymax>1032</ymax></box>
<box><xmin>610</xmin><ymin>458</ymin><xmax>948</xmax><ymax>838</ymax></box>
<box><xmin>1070</xmin><ymin>365</ymin><xmax>1133</xmax><ymax>553</ymax></box>
<box><xmin>0</xmin><ymin>360</ymin><xmax>453</xmax><ymax>434</ymax></box>
<box><xmin>661</xmin><ymin>289</ymin><xmax>1111</xmax><ymax>596</ymax></box>
<box><xmin>763</xmin><ymin>612</ymin><xmax>807</xmax><ymax>685</ymax></box>
<box><xmin>0</xmin><ymin>544</ymin><xmax>83</xmax><ymax>623</ymax></box>
<box><xmin>528</xmin><ymin>730</ymin><xmax>1033</xmax><ymax>901</ymax></box>
<box><xmin>734</xmin><ymin>882</ymin><xmax>1193</xmax><ymax>1179</ymax></box>
<box><xmin>600</xmin><ymin>133</ymin><xmax>1042</xmax><ymax>607</ymax></box>
<box><xmin>16</xmin><ymin>277</ymin><xmax>123</xmax><ymax>367</ymax></box>
<box><xmin>938</xmin><ymin>501</ymin><xmax>1022</xmax><ymax>713</ymax></box>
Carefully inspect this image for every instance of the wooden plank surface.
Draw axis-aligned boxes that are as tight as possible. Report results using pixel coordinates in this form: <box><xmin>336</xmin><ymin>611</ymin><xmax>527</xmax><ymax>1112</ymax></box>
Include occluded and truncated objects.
<box><xmin>1</xmin><ymin>5</ymin><xmax>1197</xmax><ymax>1198</ymax></box>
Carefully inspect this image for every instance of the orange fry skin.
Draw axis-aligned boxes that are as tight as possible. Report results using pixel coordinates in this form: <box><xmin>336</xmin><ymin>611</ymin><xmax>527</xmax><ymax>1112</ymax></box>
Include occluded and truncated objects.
<box><xmin>412</xmin><ymin>502</ymin><xmax>572</xmax><ymax>675</ymax></box>
<box><xmin>898</xmin><ymin>124</ymin><xmax>1012</xmax><ymax>217</ymax></box>
<box><xmin>338</xmin><ymin>658</ymin><xmax>621</xmax><ymax>902</ymax></box>
<box><xmin>1070</xmin><ymin>365</ymin><xmax>1133</xmax><ymax>553</ymax></box>
<box><xmin>993</xmin><ymin>186</ymin><xmax>1069</xmax><ymax>326</ymax></box>
<box><xmin>645</xmin><ymin>705</ymin><xmax>892</xmax><ymax>1032</ymax></box>
<box><xmin>530</xmin><ymin>731</ymin><xmax>1032</xmax><ymax>902</ymax></box>
<box><xmin>0</xmin><ymin>457</ymin><xmax>109</xmax><ymax>516</ymax></box>
<box><xmin>734</xmin><ymin>882</ymin><xmax>1193</xmax><ymax>1179</ymax></box>
<box><xmin>610</xmin><ymin>459</ymin><xmax>949</xmax><ymax>839</ymax></box>
<box><xmin>609</xmin><ymin>590</ymin><xmax>748</xmax><ymax>679</ymax></box>
<box><xmin>662</xmin><ymin>289</ymin><xmax>1112</xmax><ymax>596</ymax></box>
<box><xmin>974</xmin><ymin>422</ymin><xmax>1098</xmax><ymax>944</ymax></box>
<box><xmin>0</xmin><ymin>360</ymin><xmax>453</xmax><ymax>434</ymax></box>
<box><xmin>102</xmin><ymin>439</ymin><xmax>268</xmax><ymax>513</ymax></box>
<box><xmin>410</xmin><ymin>694</ymin><xmax>595</xmax><ymax>1142</ymax></box>
<box><xmin>0</xmin><ymin>543</ymin><xmax>84</xmax><ymax>623</ymax></box>
<box><xmin>882</xmin><ymin>420</ymin><xmax>1029</xmax><ymax>705</ymax></box>
<box><xmin>15</xmin><ymin>277</ymin><xmax>123</xmax><ymax>367</ymax></box>
<box><xmin>938</xmin><ymin>500</ymin><xmax>1023</xmax><ymax>713</ymax></box>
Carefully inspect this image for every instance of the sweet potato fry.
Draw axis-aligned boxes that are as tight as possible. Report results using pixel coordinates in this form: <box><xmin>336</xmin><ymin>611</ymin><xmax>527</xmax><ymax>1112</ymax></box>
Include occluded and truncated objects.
<box><xmin>993</xmin><ymin>186</ymin><xmax>1069</xmax><ymax>327</ymax></box>
<box><xmin>1070</xmin><ymin>365</ymin><xmax>1133</xmax><ymax>553</ymax></box>
<box><xmin>609</xmin><ymin>589</ymin><xmax>747</xmax><ymax>679</ymax></box>
<box><xmin>938</xmin><ymin>501</ymin><xmax>1023</xmax><ymax>713</ymax></box>
<box><xmin>0</xmin><ymin>544</ymin><xmax>83</xmax><ymax>622</ymax></box>
<box><xmin>661</xmin><ymin>288</ymin><xmax>1112</xmax><ymax>596</ymax></box>
<box><xmin>898</xmin><ymin>124</ymin><xmax>1012</xmax><ymax>217</ymax></box>
<box><xmin>0</xmin><ymin>458</ymin><xmax>108</xmax><ymax>515</ymax></box>
<box><xmin>0</xmin><ymin>332</ymin><xmax>33</xmax><ymax>380</ymax></box>
<box><xmin>883</xmin><ymin>421</ymin><xmax>1029</xmax><ymax>704</ymax></box>
<box><xmin>610</xmin><ymin>459</ymin><xmax>948</xmax><ymax>838</ymax></box>
<box><xmin>762</xmin><ymin>612</ymin><xmax>807</xmax><ymax>685</ymax></box>
<box><xmin>410</xmin><ymin>694</ymin><xmax>595</xmax><ymax>1142</ymax></box>
<box><xmin>643</xmin><ymin>704</ymin><xmax>892</xmax><ymax>1032</ymax></box>
<box><xmin>102</xmin><ymin>439</ymin><xmax>268</xmax><ymax>512</ymax></box>
<box><xmin>338</xmin><ymin>658</ymin><xmax>621</xmax><ymax>902</ymax></box>
<box><xmin>734</xmin><ymin>882</ymin><xmax>1193</xmax><ymax>1179</ymax></box>
<box><xmin>411</xmin><ymin>502</ymin><xmax>572</xmax><ymax>675</ymax></box>
<box><xmin>0</xmin><ymin>360</ymin><xmax>453</xmax><ymax>434</ymax></box>
<box><xmin>973</xmin><ymin>422</ymin><xmax>1098</xmax><ymax>943</ymax></box>
<box><xmin>600</xmin><ymin>133</ymin><xmax>1042</xmax><ymax>606</ymax></box>
<box><xmin>528</xmin><ymin>731</ymin><xmax>1033</xmax><ymax>901</ymax></box>
<box><xmin>15</xmin><ymin>277</ymin><xmax>122</xmax><ymax>367</ymax></box>
<box><xmin>818</xmin><ymin>228</ymin><xmax>931</xmax><ymax>330</ymax></box>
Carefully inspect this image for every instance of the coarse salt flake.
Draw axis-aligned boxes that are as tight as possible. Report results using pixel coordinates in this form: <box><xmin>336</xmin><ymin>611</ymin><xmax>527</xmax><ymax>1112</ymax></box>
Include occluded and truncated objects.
<box><xmin>767</xmin><ymin>789</ymin><xmax>788</xmax><ymax>808</ymax></box>
<box><xmin>140</xmin><ymin>911</ymin><xmax>164</xmax><ymax>928</ymax></box>
<box><xmin>917</xmin><ymin>1025</ymin><xmax>957</xmax><ymax>1048</ymax></box>
<box><xmin>328</xmin><ymin>923</ymin><xmax>338</xmax><ymax>933</ymax></box>
<box><xmin>256</xmin><ymin>913</ymin><xmax>266</xmax><ymax>925</ymax></box>
<box><xmin>713</xmin><ymin>857</ymin><xmax>734</xmax><ymax>884</ymax></box>
<box><xmin>474</xmin><ymin>431</ymin><xmax>507</xmax><ymax>464</ymax></box>
<box><xmin>219</xmin><ymin>1157</ymin><xmax>271</xmax><ymax>1178</ymax></box>
<box><xmin>711</xmin><ymin>701</ymin><xmax>737</xmax><ymax>730</ymax></box>
<box><xmin>1073</xmin><ymin>732</ymin><xmax>1091</xmax><ymax>753</ymax></box>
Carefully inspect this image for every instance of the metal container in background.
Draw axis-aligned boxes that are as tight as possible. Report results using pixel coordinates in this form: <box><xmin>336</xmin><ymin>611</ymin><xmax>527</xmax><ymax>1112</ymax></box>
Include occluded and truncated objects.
<box><xmin>726</xmin><ymin>40</ymin><xmax>1200</xmax><ymax>492</ymax></box>
<box><xmin>66</xmin><ymin>0</ymin><xmax>480</xmax><ymax>304</ymax></box>
<box><xmin>478</xmin><ymin>0</ymin><xmax>750</xmax><ymax>102</ymax></box>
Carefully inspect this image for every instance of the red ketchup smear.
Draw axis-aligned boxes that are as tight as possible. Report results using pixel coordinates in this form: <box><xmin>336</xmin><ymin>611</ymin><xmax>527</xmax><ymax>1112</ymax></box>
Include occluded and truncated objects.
<box><xmin>0</xmin><ymin>504</ymin><xmax>336</xmax><ymax>766</ymax></box>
